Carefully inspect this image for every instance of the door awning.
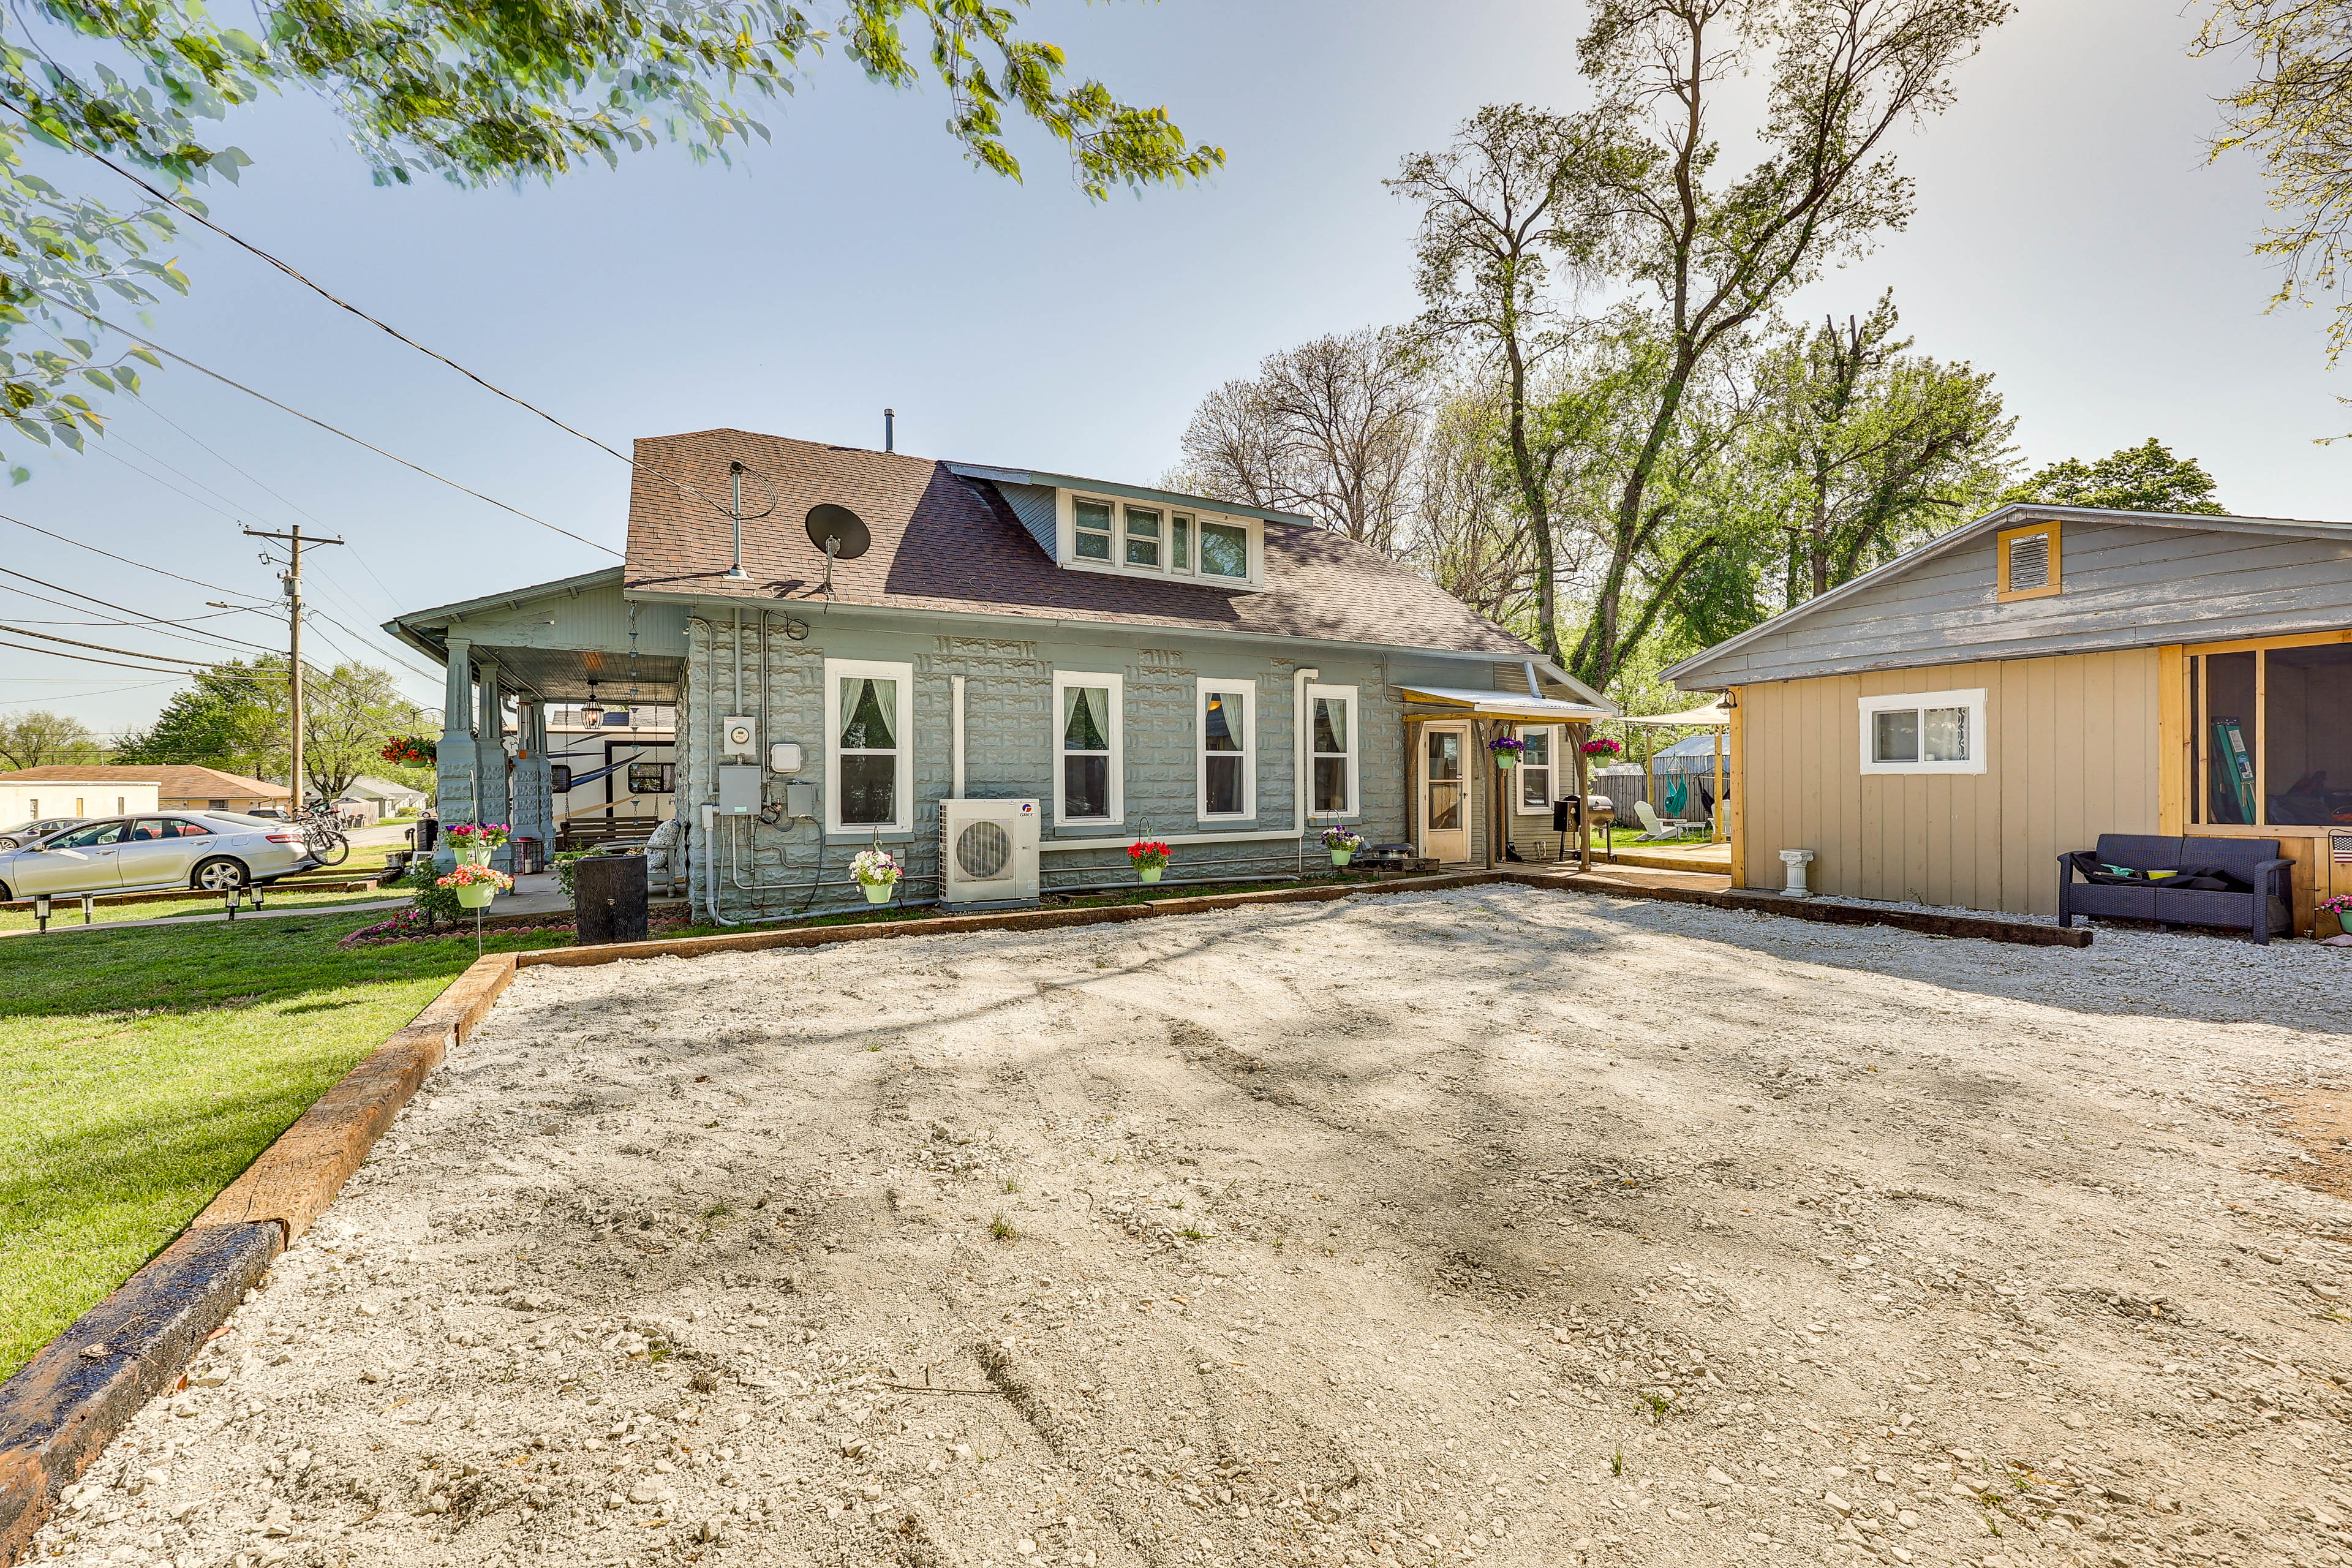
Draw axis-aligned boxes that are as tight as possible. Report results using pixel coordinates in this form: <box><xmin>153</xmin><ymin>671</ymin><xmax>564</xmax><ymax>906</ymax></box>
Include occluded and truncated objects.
<box><xmin>1395</xmin><ymin>685</ymin><xmax>1616</xmax><ymax>723</ymax></box>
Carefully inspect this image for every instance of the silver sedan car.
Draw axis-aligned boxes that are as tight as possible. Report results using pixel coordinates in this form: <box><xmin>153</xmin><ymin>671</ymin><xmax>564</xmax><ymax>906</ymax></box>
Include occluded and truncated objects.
<box><xmin>0</xmin><ymin>815</ymin><xmax>79</xmax><ymax>849</ymax></box>
<box><xmin>0</xmin><ymin>812</ymin><xmax>317</xmax><ymax>900</ymax></box>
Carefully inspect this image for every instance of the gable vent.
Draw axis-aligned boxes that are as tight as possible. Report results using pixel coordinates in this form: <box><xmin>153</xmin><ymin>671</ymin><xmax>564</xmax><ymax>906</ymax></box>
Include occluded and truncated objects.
<box><xmin>2007</xmin><ymin>530</ymin><xmax>2051</xmax><ymax>592</ymax></box>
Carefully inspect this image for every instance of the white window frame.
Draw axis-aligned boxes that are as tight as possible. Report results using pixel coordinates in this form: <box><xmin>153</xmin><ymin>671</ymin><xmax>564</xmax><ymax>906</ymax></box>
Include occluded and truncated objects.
<box><xmin>824</xmin><ymin>657</ymin><xmax>914</xmax><ymax>834</ymax></box>
<box><xmin>1858</xmin><ymin>687</ymin><xmax>1987</xmax><ymax>776</ymax></box>
<box><xmin>1122</xmin><ymin>505</ymin><xmax>1163</xmax><ymax>570</ymax></box>
<box><xmin>1055</xmin><ymin>490</ymin><xmax>1264</xmax><ymax>590</ymax></box>
<box><xmin>1170</xmin><ymin>512</ymin><xmax>1194</xmax><ymax>576</ymax></box>
<box><xmin>1196</xmin><ymin>677</ymin><xmax>1256</xmax><ymax>821</ymax></box>
<box><xmin>1050</xmin><ymin>670</ymin><xmax>1124</xmax><ymax>827</ymax></box>
<box><xmin>1513</xmin><ymin>725</ymin><xmax>1561</xmax><ymax>813</ymax></box>
<box><xmin>1304</xmin><ymin>682</ymin><xmax>1360</xmax><ymax>820</ymax></box>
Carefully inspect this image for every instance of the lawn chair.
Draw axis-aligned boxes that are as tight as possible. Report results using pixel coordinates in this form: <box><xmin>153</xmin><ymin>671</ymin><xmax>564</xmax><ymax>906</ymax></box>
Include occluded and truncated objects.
<box><xmin>1632</xmin><ymin>801</ymin><xmax>1699</xmax><ymax>842</ymax></box>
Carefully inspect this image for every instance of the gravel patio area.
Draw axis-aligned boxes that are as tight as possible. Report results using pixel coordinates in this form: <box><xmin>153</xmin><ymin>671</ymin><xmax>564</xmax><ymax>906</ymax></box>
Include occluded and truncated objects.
<box><xmin>26</xmin><ymin>884</ymin><xmax>2352</xmax><ymax>1568</ymax></box>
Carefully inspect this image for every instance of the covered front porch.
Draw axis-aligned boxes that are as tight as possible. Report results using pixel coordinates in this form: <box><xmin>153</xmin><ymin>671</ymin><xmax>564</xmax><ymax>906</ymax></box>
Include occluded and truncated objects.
<box><xmin>1396</xmin><ymin>684</ymin><xmax>1616</xmax><ymax>870</ymax></box>
<box><xmin>385</xmin><ymin>568</ymin><xmax>688</xmax><ymax>871</ymax></box>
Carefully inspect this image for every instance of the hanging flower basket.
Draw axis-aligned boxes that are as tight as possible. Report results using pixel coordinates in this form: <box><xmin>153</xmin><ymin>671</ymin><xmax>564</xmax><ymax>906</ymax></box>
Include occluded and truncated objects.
<box><xmin>437</xmin><ymin>863</ymin><xmax>513</xmax><ymax>908</ymax></box>
<box><xmin>381</xmin><ymin>735</ymin><xmax>437</xmax><ymax>767</ymax></box>
<box><xmin>1580</xmin><ymin>736</ymin><xmax>1624</xmax><ymax>759</ymax></box>
<box><xmin>854</xmin><ymin>847</ymin><xmax>902</xmax><ymax>905</ymax></box>
<box><xmin>1129</xmin><ymin>839</ymin><xmax>1170</xmax><ymax>884</ymax></box>
<box><xmin>1488</xmin><ymin>736</ymin><xmax>1526</xmax><ymax>769</ymax></box>
<box><xmin>1322</xmin><ymin>827</ymin><xmax>1365</xmax><ymax>866</ymax></box>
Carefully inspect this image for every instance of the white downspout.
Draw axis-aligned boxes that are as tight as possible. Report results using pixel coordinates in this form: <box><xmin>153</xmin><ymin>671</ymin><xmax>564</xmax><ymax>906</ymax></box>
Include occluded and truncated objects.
<box><xmin>1294</xmin><ymin>666</ymin><xmax>1319</xmax><ymax>873</ymax></box>
<box><xmin>952</xmin><ymin>674</ymin><xmax>967</xmax><ymax>799</ymax></box>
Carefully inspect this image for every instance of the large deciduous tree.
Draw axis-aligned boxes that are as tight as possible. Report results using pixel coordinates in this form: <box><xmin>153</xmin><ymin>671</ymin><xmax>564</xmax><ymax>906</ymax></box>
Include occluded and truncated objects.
<box><xmin>1740</xmin><ymin>293</ymin><xmax>2015</xmax><ymax>607</ymax></box>
<box><xmin>2000</xmin><ymin>439</ymin><xmax>2226</xmax><ymax>514</ymax></box>
<box><xmin>0</xmin><ymin>707</ymin><xmax>97</xmax><ymax>768</ymax></box>
<box><xmin>0</xmin><ymin>1</ymin><xmax>1220</xmax><ymax>472</ymax></box>
<box><xmin>1170</xmin><ymin>328</ymin><xmax>1430</xmax><ymax>551</ymax></box>
<box><xmin>2198</xmin><ymin>1</ymin><xmax>2352</xmax><ymax>367</ymax></box>
<box><xmin>1554</xmin><ymin>0</ymin><xmax>2010</xmax><ymax>693</ymax></box>
<box><xmin>117</xmin><ymin>655</ymin><xmax>411</xmax><ymax>796</ymax></box>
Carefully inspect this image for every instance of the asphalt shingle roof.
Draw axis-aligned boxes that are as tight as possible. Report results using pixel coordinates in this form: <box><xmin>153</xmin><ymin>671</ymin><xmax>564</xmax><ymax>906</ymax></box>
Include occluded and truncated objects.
<box><xmin>622</xmin><ymin>429</ymin><xmax>1543</xmax><ymax>660</ymax></box>
<box><xmin>0</xmin><ymin>764</ymin><xmax>286</xmax><ymax>798</ymax></box>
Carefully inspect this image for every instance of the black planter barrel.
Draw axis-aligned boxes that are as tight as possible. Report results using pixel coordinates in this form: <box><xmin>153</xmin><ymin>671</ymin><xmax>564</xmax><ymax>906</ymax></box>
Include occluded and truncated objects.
<box><xmin>575</xmin><ymin>853</ymin><xmax>649</xmax><ymax>946</ymax></box>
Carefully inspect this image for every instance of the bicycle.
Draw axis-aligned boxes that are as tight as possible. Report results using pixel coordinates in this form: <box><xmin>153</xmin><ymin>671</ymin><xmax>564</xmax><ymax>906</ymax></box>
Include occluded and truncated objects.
<box><xmin>292</xmin><ymin>805</ymin><xmax>352</xmax><ymax>869</ymax></box>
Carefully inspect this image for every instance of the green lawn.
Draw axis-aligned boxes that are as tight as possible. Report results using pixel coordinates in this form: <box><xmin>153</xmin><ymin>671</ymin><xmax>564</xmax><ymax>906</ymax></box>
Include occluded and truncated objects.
<box><xmin>0</xmin><ymin>886</ymin><xmax>404</xmax><ymax>933</ymax></box>
<box><xmin>0</xmin><ymin>910</ymin><xmax>571</xmax><ymax>1381</ymax></box>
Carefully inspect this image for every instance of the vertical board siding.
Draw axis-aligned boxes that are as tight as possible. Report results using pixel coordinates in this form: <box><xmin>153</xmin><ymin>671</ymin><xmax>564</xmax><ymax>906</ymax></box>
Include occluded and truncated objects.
<box><xmin>1739</xmin><ymin>649</ymin><xmax>2163</xmax><ymax>916</ymax></box>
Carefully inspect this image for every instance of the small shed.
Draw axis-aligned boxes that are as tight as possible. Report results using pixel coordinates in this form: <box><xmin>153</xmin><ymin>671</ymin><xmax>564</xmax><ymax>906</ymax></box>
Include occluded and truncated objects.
<box><xmin>1664</xmin><ymin>503</ymin><xmax>2352</xmax><ymax>931</ymax></box>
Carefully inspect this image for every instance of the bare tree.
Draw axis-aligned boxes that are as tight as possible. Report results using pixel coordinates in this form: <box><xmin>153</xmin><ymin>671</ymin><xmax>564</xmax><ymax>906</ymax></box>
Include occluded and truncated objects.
<box><xmin>1409</xmin><ymin>383</ymin><xmax>1540</xmax><ymax>626</ymax></box>
<box><xmin>1174</xmin><ymin>329</ymin><xmax>1430</xmax><ymax>551</ymax></box>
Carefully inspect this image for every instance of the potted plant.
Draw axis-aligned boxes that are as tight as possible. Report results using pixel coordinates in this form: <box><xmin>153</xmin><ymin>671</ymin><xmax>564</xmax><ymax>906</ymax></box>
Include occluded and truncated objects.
<box><xmin>1322</xmin><ymin>827</ymin><xmax>1365</xmax><ymax>866</ymax></box>
<box><xmin>1581</xmin><ymin>735</ymin><xmax>1624</xmax><ymax>760</ymax></box>
<box><xmin>1129</xmin><ymin>839</ymin><xmax>1170</xmax><ymax>884</ymax></box>
<box><xmin>2320</xmin><ymin>894</ymin><xmax>2352</xmax><ymax>941</ymax></box>
<box><xmin>381</xmin><ymin>735</ymin><xmax>437</xmax><ymax>767</ymax></box>
<box><xmin>853</xmin><ymin>847</ymin><xmax>902</xmax><ymax>905</ymax></box>
<box><xmin>436</xmin><ymin>862</ymin><xmax>513</xmax><ymax>909</ymax></box>
<box><xmin>443</xmin><ymin>822</ymin><xmax>508</xmax><ymax>867</ymax></box>
<box><xmin>1487</xmin><ymin>734</ymin><xmax>1526</xmax><ymax>769</ymax></box>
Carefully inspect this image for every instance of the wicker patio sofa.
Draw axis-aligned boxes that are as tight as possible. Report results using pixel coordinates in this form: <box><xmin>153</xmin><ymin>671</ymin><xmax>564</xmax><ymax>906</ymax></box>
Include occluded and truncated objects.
<box><xmin>2057</xmin><ymin>833</ymin><xmax>2293</xmax><ymax>944</ymax></box>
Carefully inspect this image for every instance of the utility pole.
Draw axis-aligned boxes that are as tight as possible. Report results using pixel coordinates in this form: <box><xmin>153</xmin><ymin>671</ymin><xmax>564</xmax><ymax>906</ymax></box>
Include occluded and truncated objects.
<box><xmin>243</xmin><ymin>524</ymin><xmax>345</xmax><ymax>812</ymax></box>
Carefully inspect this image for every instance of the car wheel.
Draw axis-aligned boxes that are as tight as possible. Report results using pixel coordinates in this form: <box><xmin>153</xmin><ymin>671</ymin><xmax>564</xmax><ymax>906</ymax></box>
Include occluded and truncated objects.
<box><xmin>191</xmin><ymin>857</ymin><xmax>249</xmax><ymax>892</ymax></box>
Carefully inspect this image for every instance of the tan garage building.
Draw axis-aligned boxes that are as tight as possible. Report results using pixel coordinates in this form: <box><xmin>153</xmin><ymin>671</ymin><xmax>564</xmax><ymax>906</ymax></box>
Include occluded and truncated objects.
<box><xmin>1662</xmin><ymin>505</ymin><xmax>2352</xmax><ymax>932</ymax></box>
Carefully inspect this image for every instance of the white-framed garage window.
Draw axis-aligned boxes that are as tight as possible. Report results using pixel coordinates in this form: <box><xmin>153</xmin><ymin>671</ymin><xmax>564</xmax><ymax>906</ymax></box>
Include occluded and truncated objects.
<box><xmin>1858</xmin><ymin>687</ymin><xmax>1987</xmax><ymax>776</ymax></box>
<box><xmin>1197</xmin><ymin>679</ymin><xmax>1255</xmax><ymax>820</ymax></box>
<box><xmin>1305</xmin><ymin>682</ymin><xmax>1359</xmax><ymax>818</ymax></box>
<box><xmin>1514</xmin><ymin>726</ymin><xmax>1559</xmax><ymax>812</ymax></box>
<box><xmin>825</xmin><ymin>658</ymin><xmax>913</xmax><ymax>832</ymax></box>
<box><xmin>1052</xmin><ymin>671</ymin><xmax>1123</xmax><ymax>826</ymax></box>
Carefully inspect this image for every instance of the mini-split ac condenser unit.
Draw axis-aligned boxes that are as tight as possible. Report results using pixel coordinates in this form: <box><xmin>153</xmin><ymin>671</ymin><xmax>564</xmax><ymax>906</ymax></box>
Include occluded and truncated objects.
<box><xmin>938</xmin><ymin>797</ymin><xmax>1040</xmax><ymax>905</ymax></box>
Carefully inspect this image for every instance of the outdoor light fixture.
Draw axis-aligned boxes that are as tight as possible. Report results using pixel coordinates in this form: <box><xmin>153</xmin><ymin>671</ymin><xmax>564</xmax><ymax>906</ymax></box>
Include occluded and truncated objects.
<box><xmin>581</xmin><ymin>682</ymin><xmax>605</xmax><ymax>726</ymax></box>
<box><xmin>32</xmin><ymin>893</ymin><xmax>50</xmax><ymax>933</ymax></box>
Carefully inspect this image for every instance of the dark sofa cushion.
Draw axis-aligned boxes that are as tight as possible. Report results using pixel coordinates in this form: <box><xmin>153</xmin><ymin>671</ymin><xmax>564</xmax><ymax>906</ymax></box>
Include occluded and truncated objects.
<box><xmin>2092</xmin><ymin>834</ymin><xmax>2184</xmax><ymax>873</ymax></box>
<box><xmin>2181</xmin><ymin>835</ymin><xmax>2285</xmax><ymax>883</ymax></box>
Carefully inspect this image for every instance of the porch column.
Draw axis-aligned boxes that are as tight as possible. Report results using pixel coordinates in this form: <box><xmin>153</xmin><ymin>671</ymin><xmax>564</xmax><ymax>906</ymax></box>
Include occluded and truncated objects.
<box><xmin>475</xmin><ymin>660</ymin><xmax>512</xmax><ymax>867</ymax></box>
<box><xmin>435</xmin><ymin>638</ymin><xmax>477</xmax><ymax>856</ymax></box>
<box><xmin>511</xmin><ymin>698</ymin><xmax>554</xmax><ymax>869</ymax></box>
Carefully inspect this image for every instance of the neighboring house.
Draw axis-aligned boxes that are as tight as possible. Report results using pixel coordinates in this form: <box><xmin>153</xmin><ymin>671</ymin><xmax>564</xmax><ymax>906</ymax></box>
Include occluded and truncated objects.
<box><xmin>0</xmin><ymin>764</ymin><xmax>285</xmax><ymax>816</ymax></box>
<box><xmin>335</xmin><ymin>775</ymin><xmax>429</xmax><ymax>822</ymax></box>
<box><xmin>0</xmin><ymin>777</ymin><xmax>159</xmax><ymax>825</ymax></box>
<box><xmin>1663</xmin><ymin>504</ymin><xmax>2352</xmax><ymax>930</ymax></box>
<box><xmin>387</xmin><ymin>429</ymin><xmax>1611</xmax><ymax>916</ymax></box>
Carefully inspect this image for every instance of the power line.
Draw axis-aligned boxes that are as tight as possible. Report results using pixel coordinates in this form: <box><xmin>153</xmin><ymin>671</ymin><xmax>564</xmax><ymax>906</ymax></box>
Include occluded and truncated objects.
<box><xmin>0</xmin><ymin>96</ymin><xmax>731</xmax><ymax>520</ymax></box>
<box><xmin>26</xmin><ymin>286</ymin><xmax>624</xmax><ymax>558</ymax></box>
<box><xmin>0</xmin><ymin>622</ymin><xmax>209</xmax><ymax>666</ymax></box>
<box><xmin>0</xmin><ymin>564</ymin><xmax>278</xmax><ymax>652</ymax></box>
<box><xmin>0</xmin><ymin>636</ymin><xmax>197</xmax><ymax>674</ymax></box>
<box><xmin>0</xmin><ymin>511</ymin><xmax>270</xmax><ymax>603</ymax></box>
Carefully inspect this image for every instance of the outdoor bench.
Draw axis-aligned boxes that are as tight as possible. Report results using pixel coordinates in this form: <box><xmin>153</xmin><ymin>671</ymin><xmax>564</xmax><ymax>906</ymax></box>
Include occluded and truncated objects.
<box><xmin>2057</xmin><ymin>832</ymin><xmax>2293</xmax><ymax>944</ymax></box>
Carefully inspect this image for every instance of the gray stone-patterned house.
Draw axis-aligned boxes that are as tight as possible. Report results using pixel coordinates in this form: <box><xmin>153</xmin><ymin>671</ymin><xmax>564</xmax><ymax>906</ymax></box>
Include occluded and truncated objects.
<box><xmin>388</xmin><ymin>430</ymin><xmax>1609</xmax><ymax>921</ymax></box>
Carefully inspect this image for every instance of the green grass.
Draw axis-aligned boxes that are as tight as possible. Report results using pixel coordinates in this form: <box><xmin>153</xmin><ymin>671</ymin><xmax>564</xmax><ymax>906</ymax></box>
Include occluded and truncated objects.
<box><xmin>0</xmin><ymin>908</ymin><xmax>571</xmax><ymax>1380</ymax></box>
<box><xmin>0</xmin><ymin>886</ymin><xmax>404</xmax><ymax>933</ymax></box>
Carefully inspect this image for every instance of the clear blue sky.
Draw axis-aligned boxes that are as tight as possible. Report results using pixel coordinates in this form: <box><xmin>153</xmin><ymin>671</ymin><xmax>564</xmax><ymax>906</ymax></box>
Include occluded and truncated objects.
<box><xmin>1</xmin><ymin>0</ymin><xmax>2334</xmax><ymax>734</ymax></box>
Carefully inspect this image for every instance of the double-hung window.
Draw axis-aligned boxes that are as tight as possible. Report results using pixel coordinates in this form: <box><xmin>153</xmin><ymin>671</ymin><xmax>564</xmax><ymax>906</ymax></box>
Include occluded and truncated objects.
<box><xmin>825</xmin><ymin>658</ymin><xmax>913</xmax><ymax>831</ymax></box>
<box><xmin>1052</xmin><ymin>671</ymin><xmax>1123</xmax><ymax>826</ymax></box>
<box><xmin>1858</xmin><ymin>688</ymin><xmax>1986</xmax><ymax>775</ymax></box>
<box><xmin>1515</xmin><ymin>726</ymin><xmax>1557</xmax><ymax>812</ymax></box>
<box><xmin>1198</xmin><ymin>679</ymin><xmax>1254</xmax><ymax>819</ymax></box>
<box><xmin>1170</xmin><ymin>513</ymin><xmax>1193</xmax><ymax>574</ymax></box>
<box><xmin>1124</xmin><ymin>507</ymin><xmax>1161</xmax><ymax>568</ymax></box>
<box><xmin>1305</xmin><ymin>682</ymin><xmax>1358</xmax><ymax>816</ymax></box>
<box><xmin>1073</xmin><ymin>499</ymin><xmax>1114</xmax><ymax>561</ymax></box>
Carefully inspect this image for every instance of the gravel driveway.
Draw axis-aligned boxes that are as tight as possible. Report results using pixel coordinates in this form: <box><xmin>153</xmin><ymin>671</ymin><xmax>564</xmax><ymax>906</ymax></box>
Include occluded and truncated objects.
<box><xmin>29</xmin><ymin>885</ymin><xmax>2352</xmax><ymax>1568</ymax></box>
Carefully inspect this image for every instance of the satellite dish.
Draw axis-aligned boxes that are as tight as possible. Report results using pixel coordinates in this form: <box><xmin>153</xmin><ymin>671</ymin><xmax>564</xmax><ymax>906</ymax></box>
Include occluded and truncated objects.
<box><xmin>805</xmin><ymin>504</ymin><xmax>870</xmax><ymax>562</ymax></box>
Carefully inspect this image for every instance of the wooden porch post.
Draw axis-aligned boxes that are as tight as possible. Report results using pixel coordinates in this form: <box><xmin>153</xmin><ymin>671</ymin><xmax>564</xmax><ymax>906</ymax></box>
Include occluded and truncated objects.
<box><xmin>1575</xmin><ymin>725</ymin><xmax>1592</xmax><ymax>872</ymax></box>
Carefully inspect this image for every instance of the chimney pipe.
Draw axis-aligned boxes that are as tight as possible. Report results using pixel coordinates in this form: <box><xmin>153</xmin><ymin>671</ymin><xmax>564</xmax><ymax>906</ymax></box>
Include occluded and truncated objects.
<box><xmin>884</xmin><ymin>409</ymin><xmax>895</xmax><ymax>453</ymax></box>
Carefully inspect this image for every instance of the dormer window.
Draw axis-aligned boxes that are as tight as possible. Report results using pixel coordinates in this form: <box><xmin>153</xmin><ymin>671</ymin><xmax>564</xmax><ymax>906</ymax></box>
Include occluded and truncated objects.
<box><xmin>1055</xmin><ymin>489</ymin><xmax>1264</xmax><ymax>589</ymax></box>
<box><xmin>1997</xmin><ymin>520</ymin><xmax>2061</xmax><ymax>601</ymax></box>
<box><xmin>1074</xmin><ymin>499</ymin><xmax>1114</xmax><ymax>561</ymax></box>
<box><xmin>1125</xmin><ymin>507</ymin><xmax>1161</xmax><ymax>567</ymax></box>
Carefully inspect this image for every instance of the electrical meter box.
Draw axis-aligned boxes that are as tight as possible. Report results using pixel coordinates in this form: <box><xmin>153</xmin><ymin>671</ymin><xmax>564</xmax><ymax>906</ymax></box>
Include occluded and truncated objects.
<box><xmin>717</xmin><ymin>764</ymin><xmax>762</xmax><ymax>815</ymax></box>
<box><xmin>768</xmin><ymin>741</ymin><xmax>804</xmax><ymax>774</ymax></box>
<box><xmin>782</xmin><ymin>781</ymin><xmax>818</xmax><ymax>818</ymax></box>
<box><xmin>720</xmin><ymin>715</ymin><xmax>757</xmax><ymax>756</ymax></box>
